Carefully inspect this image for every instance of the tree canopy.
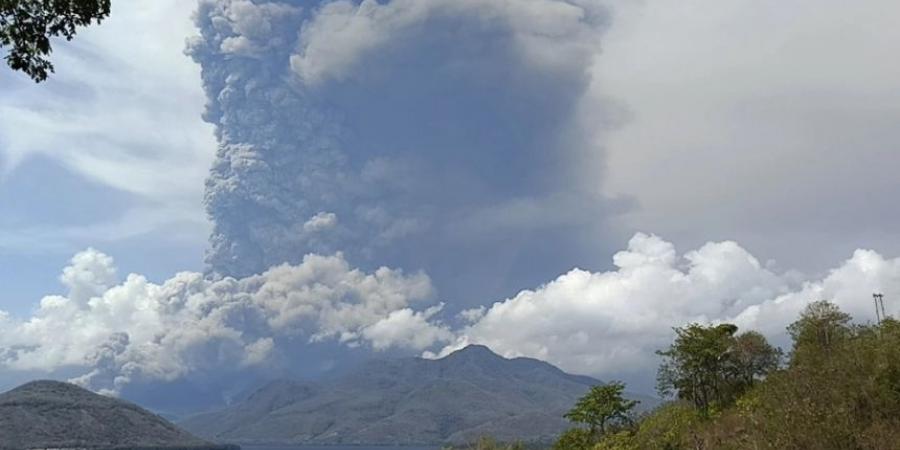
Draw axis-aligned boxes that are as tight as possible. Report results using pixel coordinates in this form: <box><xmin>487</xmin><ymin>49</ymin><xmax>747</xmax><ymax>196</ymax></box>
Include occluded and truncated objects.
<box><xmin>731</xmin><ymin>330</ymin><xmax>782</xmax><ymax>387</ymax></box>
<box><xmin>0</xmin><ymin>0</ymin><xmax>110</xmax><ymax>82</ymax></box>
<box><xmin>564</xmin><ymin>382</ymin><xmax>639</xmax><ymax>436</ymax></box>
<box><xmin>656</xmin><ymin>323</ymin><xmax>781</xmax><ymax>414</ymax></box>
<box><xmin>787</xmin><ymin>299</ymin><xmax>852</xmax><ymax>364</ymax></box>
<box><xmin>554</xmin><ymin>381</ymin><xmax>639</xmax><ymax>450</ymax></box>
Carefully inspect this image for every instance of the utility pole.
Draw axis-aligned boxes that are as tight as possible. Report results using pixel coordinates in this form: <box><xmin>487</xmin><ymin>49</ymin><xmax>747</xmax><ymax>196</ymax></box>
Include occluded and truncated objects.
<box><xmin>874</xmin><ymin>293</ymin><xmax>886</xmax><ymax>324</ymax></box>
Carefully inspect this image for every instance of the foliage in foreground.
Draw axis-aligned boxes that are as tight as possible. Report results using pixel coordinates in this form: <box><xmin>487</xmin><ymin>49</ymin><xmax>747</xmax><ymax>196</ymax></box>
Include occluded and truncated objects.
<box><xmin>555</xmin><ymin>300</ymin><xmax>900</xmax><ymax>450</ymax></box>
<box><xmin>1</xmin><ymin>0</ymin><xmax>111</xmax><ymax>82</ymax></box>
<box><xmin>564</xmin><ymin>382</ymin><xmax>638</xmax><ymax>435</ymax></box>
<box><xmin>455</xmin><ymin>436</ymin><xmax>530</xmax><ymax>450</ymax></box>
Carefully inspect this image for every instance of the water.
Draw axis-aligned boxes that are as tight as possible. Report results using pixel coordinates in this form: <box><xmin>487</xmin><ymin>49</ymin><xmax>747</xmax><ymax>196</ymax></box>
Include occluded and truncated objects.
<box><xmin>245</xmin><ymin>446</ymin><xmax>440</xmax><ymax>450</ymax></box>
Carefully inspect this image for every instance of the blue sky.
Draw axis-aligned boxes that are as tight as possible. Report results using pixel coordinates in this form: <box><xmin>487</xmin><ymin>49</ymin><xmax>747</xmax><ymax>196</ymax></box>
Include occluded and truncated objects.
<box><xmin>0</xmin><ymin>0</ymin><xmax>211</xmax><ymax>314</ymax></box>
<box><xmin>1</xmin><ymin>0</ymin><xmax>900</xmax><ymax>401</ymax></box>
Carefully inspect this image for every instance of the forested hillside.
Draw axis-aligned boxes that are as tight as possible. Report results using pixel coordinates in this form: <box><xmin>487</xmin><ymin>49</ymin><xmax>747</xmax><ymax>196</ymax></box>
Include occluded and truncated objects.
<box><xmin>549</xmin><ymin>300</ymin><xmax>900</xmax><ymax>450</ymax></box>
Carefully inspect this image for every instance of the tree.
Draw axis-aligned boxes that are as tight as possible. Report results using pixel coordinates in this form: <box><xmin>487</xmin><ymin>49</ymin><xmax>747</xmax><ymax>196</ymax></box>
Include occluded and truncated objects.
<box><xmin>564</xmin><ymin>381</ymin><xmax>639</xmax><ymax>436</ymax></box>
<box><xmin>656</xmin><ymin>323</ymin><xmax>740</xmax><ymax>413</ymax></box>
<box><xmin>730</xmin><ymin>330</ymin><xmax>782</xmax><ymax>387</ymax></box>
<box><xmin>787</xmin><ymin>300</ymin><xmax>852</xmax><ymax>364</ymax></box>
<box><xmin>1</xmin><ymin>0</ymin><xmax>110</xmax><ymax>82</ymax></box>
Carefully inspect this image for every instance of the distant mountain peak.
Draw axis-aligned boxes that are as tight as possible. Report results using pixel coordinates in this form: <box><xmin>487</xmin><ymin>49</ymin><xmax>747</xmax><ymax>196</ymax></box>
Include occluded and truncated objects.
<box><xmin>9</xmin><ymin>379</ymin><xmax>80</xmax><ymax>392</ymax></box>
<box><xmin>180</xmin><ymin>345</ymin><xmax>659</xmax><ymax>446</ymax></box>
<box><xmin>1</xmin><ymin>379</ymin><xmax>104</xmax><ymax>404</ymax></box>
<box><xmin>443</xmin><ymin>344</ymin><xmax>503</xmax><ymax>359</ymax></box>
<box><xmin>16</xmin><ymin>379</ymin><xmax>66</xmax><ymax>387</ymax></box>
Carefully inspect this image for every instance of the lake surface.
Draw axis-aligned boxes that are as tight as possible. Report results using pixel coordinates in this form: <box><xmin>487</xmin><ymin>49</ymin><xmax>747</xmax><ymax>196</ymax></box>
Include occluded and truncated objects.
<box><xmin>245</xmin><ymin>446</ymin><xmax>441</xmax><ymax>450</ymax></box>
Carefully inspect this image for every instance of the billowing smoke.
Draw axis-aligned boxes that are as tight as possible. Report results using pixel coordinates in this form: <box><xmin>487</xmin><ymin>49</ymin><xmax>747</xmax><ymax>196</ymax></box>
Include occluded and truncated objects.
<box><xmin>2</xmin><ymin>235</ymin><xmax>899</xmax><ymax>395</ymax></box>
<box><xmin>0</xmin><ymin>249</ymin><xmax>444</xmax><ymax>395</ymax></box>
<box><xmin>188</xmin><ymin>0</ymin><xmax>617</xmax><ymax>303</ymax></box>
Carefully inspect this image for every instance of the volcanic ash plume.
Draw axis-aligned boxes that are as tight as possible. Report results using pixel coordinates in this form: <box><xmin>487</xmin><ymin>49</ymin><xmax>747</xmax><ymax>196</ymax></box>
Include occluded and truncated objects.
<box><xmin>188</xmin><ymin>0</ymin><xmax>617</xmax><ymax>300</ymax></box>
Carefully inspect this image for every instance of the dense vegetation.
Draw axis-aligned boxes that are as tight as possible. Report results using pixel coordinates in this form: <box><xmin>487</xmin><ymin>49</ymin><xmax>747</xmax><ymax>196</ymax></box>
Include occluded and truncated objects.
<box><xmin>551</xmin><ymin>300</ymin><xmax>900</xmax><ymax>450</ymax></box>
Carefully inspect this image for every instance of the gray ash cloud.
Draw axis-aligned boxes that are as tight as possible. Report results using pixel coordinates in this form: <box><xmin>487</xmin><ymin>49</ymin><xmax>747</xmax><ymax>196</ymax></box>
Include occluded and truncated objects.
<box><xmin>188</xmin><ymin>0</ymin><xmax>618</xmax><ymax>305</ymax></box>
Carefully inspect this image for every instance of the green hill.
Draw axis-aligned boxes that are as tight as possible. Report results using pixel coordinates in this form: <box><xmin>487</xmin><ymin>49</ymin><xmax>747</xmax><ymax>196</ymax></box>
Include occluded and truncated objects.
<box><xmin>0</xmin><ymin>380</ymin><xmax>237</xmax><ymax>450</ymax></box>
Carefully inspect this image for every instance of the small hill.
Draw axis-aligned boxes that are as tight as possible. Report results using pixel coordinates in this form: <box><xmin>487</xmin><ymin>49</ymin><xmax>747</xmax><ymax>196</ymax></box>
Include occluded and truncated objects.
<box><xmin>180</xmin><ymin>345</ymin><xmax>657</xmax><ymax>445</ymax></box>
<box><xmin>0</xmin><ymin>380</ymin><xmax>236</xmax><ymax>450</ymax></box>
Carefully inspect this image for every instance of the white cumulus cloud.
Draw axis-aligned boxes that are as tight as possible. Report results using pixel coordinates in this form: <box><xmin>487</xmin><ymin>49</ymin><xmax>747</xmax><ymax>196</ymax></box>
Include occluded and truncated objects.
<box><xmin>434</xmin><ymin>233</ymin><xmax>900</xmax><ymax>382</ymax></box>
<box><xmin>4</xmin><ymin>233</ymin><xmax>899</xmax><ymax>394</ymax></box>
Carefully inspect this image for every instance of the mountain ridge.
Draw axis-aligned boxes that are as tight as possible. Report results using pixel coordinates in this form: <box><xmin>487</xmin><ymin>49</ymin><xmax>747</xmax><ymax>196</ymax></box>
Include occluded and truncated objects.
<box><xmin>180</xmin><ymin>345</ymin><xmax>657</xmax><ymax>445</ymax></box>
<box><xmin>0</xmin><ymin>380</ymin><xmax>235</xmax><ymax>450</ymax></box>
